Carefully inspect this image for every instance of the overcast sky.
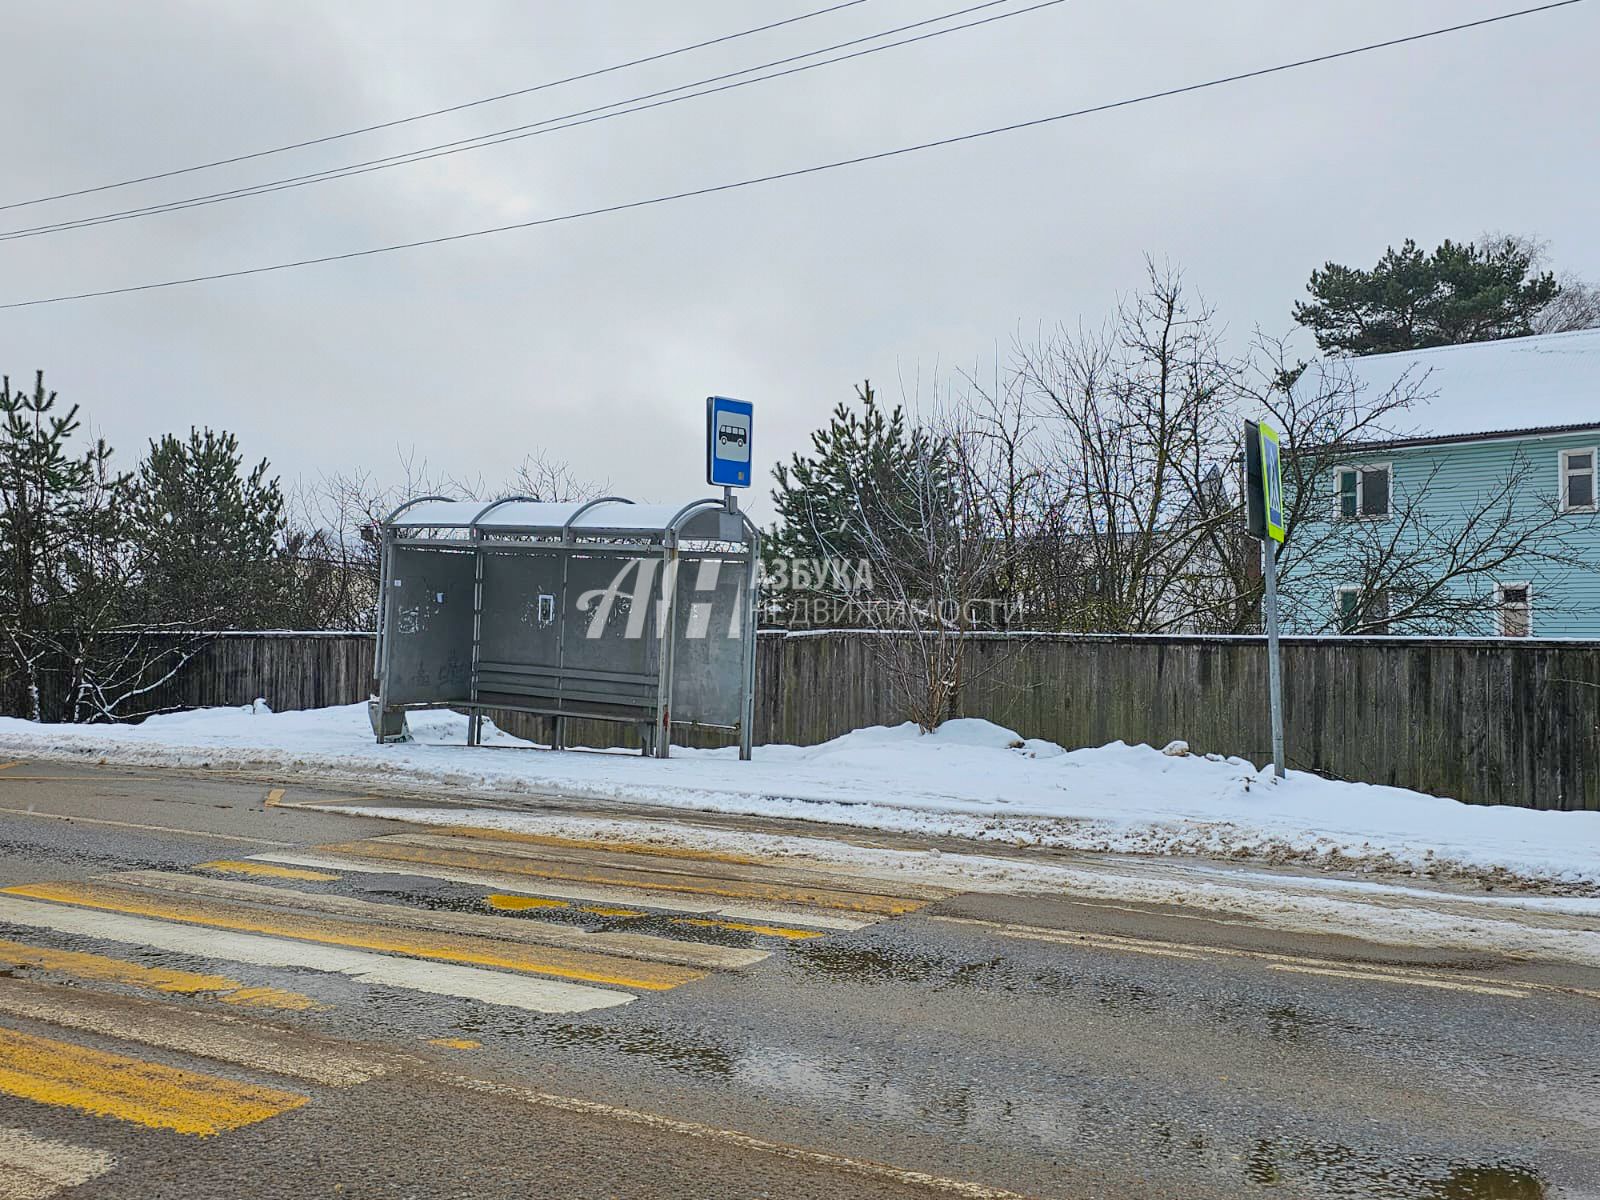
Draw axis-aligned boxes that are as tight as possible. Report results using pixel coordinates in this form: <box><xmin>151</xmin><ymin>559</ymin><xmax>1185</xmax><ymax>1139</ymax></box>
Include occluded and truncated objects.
<box><xmin>4</xmin><ymin>0</ymin><xmax>1596</xmax><ymax>518</ymax></box>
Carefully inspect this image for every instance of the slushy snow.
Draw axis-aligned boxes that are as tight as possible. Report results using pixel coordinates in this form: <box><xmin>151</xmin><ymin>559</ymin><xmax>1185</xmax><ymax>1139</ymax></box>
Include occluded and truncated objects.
<box><xmin>4</xmin><ymin>701</ymin><xmax>1597</xmax><ymax>894</ymax></box>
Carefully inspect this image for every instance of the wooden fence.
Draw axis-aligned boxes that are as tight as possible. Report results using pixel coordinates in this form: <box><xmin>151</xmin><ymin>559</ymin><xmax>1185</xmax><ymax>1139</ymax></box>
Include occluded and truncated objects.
<box><xmin>755</xmin><ymin>632</ymin><xmax>1600</xmax><ymax>812</ymax></box>
<box><xmin>60</xmin><ymin>630</ymin><xmax>1600</xmax><ymax>812</ymax></box>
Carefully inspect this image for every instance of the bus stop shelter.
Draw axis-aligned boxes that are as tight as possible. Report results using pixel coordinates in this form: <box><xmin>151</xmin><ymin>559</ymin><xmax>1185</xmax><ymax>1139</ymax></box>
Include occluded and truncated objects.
<box><xmin>373</xmin><ymin>495</ymin><xmax>760</xmax><ymax>758</ymax></box>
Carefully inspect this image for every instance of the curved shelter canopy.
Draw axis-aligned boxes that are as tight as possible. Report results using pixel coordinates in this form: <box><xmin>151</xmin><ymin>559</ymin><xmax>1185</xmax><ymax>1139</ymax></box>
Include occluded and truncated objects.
<box><xmin>383</xmin><ymin>496</ymin><xmax>752</xmax><ymax>545</ymax></box>
<box><xmin>374</xmin><ymin>495</ymin><xmax>759</xmax><ymax>759</ymax></box>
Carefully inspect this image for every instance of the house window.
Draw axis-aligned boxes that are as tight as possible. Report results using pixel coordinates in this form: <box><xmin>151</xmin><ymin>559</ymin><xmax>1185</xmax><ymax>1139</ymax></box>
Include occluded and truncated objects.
<box><xmin>1560</xmin><ymin>449</ymin><xmax>1596</xmax><ymax>512</ymax></box>
<box><xmin>1335</xmin><ymin>464</ymin><xmax>1391</xmax><ymax>518</ymax></box>
<box><xmin>1497</xmin><ymin>583</ymin><xmax>1531</xmax><ymax>637</ymax></box>
<box><xmin>1337</xmin><ymin>586</ymin><xmax>1390</xmax><ymax>635</ymax></box>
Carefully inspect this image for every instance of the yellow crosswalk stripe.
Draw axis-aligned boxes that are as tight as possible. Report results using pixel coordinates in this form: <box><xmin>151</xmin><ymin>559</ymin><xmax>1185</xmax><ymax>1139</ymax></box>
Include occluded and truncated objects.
<box><xmin>0</xmin><ymin>978</ymin><xmax>389</xmax><ymax>1087</ymax></box>
<box><xmin>319</xmin><ymin>840</ymin><xmax>926</xmax><ymax>916</ymax></box>
<box><xmin>673</xmin><ymin>918</ymin><xmax>824</xmax><ymax>941</ymax></box>
<box><xmin>2</xmin><ymin>882</ymin><xmax>705</xmax><ymax>993</ymax></box>
<box><xmin>250</xmin><ymin>851</ymin><xmax>874</xmax><ymax>931</ymax></box>
<box><xmin>196</xmin><ymin>860</ymin><xmax>339</xmax><ymax>882</ymax></box>
<box><xmin>483</xmin><ymin>894</ymin><xmax>569</xmax><ymax>912</ymax></box>
<box><xmin>0</xmin><ymin>1025</ymin><xmax>308</xmax><ymax>1136</ymax></box>
<box><xmin>0</xmin><ymin>936</ymin><xmax>319</xmax><ymax>1011</ymax></box>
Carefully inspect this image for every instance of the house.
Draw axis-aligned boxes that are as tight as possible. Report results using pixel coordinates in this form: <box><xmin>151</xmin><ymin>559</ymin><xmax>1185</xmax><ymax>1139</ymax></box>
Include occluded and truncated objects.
<box><xmin>1288</xmin><ymin>328</ymin><xmax>1600</xmax><ymax>637</ymax></box>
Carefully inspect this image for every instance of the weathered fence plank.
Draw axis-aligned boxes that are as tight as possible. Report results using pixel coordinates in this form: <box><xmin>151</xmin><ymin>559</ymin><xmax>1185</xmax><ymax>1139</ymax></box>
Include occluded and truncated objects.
<box><xmin>39</xmin><ymin>630</ymin><xmax>1600</xmax><ymax>811</ymax></box>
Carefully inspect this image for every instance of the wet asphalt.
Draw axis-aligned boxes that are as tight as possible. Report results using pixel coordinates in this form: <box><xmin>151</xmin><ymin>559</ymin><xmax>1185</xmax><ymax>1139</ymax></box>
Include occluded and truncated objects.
<box><xmin>0</xmin><ymin>761</ymin><xmax>1596</xmax><ymax>1199</ymax></box>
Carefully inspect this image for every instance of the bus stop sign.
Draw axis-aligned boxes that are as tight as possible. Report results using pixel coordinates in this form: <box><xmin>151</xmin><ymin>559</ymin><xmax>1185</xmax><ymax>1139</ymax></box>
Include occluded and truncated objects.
<box><xmin>707</xmin><ymin>396</ymin><xmax>753</xmax><ymax>487</ymax></box>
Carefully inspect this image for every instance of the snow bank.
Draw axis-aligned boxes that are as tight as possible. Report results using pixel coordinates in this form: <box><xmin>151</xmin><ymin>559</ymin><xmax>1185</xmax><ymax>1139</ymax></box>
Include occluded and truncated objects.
<box><xmin>4</xmin><ymin>702</ymin><xmax>1597</xmax><ymax>893</ymax></box>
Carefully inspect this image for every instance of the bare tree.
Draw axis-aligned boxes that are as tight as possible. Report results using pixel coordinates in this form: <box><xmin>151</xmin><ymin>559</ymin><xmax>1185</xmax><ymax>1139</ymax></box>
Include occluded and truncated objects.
<box><xmin>1533</xmin><ymin>276</ymin><xmax>1600</xmax><ymax>335</ymax></box>
<box><xmin>1005</xmin><ymin>261</ymin><xmax>1243</xmax><ymax>632</ymax></box>
<box><xmin>282</xmin><ymin>449</ymin><xmax>599</xmax><ymax>631</ymax></box>
<box><xmin>506</xmin><ymin>450</ymin><xmax>605</xmax><ymax>503</ymax></box>
<box><xmin>1481</xmin><ymin>231</ymin><xmax>1600</xmax><ymax>335</ymax></box>
<box><xmin>285</xmin><ymin>469</ymin><xmax>390</xmax><ymax>630</ymax></box>
<box><xmin>949</xmin><ymin>361</ymin><xmax>1050</xmax><ymax>626</ymax></box>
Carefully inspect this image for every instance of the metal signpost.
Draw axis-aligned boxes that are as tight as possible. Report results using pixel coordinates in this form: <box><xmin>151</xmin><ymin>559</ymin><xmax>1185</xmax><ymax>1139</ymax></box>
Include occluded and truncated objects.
<box><xmin>706</xmin><ymin>396</ymin><xmax>757</xmax><ymax>753</ymax></box>
<box><xmin>1244</xmin><ymin>420</ymin><xmax>1287</xmax><ymax>780</ymax></box>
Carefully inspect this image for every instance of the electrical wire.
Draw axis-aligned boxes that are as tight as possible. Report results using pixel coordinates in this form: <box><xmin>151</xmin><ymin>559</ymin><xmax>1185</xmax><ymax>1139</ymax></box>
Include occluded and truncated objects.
<box><xmin>2</xmin><ymin>0</ymin><xmax>1584</xmax><ymax>311</ymax></box>
<box><xmin>0</xmin><ymin>0</ymin><xmax>1044</xmax><ymax>243</ymax></box>
<box><xmin>0</xmin><ymin>0</ymin><xmax>874</xmax><ymax>214</ymax></box>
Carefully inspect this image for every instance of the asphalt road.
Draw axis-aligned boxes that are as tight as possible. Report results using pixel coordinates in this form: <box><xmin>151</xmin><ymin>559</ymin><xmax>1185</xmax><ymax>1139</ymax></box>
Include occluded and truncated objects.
<box><xmin>0</xmin><ymin>760</ymin><xmax>1596</xmax><ymax>1199</ymax></box>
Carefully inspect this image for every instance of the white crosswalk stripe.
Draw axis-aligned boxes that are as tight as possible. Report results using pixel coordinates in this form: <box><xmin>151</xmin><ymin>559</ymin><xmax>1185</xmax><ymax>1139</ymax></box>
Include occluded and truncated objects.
<box><xmin>0</xmin><ymin>1127</ymin><xmax>114</xmax><ymax>1200</ymax></box>
<box><xmin>0</xmin><ymin>894</ymin><xmax>634</xmax><ymax>1014</ymax></box>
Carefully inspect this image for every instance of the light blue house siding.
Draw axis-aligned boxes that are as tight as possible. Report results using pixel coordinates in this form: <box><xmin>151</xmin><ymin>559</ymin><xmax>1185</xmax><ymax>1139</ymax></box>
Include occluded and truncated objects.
<box><xmin>1287</xmin><ymin>426</ymin><xmax>1600</xmax><ymax>636</ymax></box>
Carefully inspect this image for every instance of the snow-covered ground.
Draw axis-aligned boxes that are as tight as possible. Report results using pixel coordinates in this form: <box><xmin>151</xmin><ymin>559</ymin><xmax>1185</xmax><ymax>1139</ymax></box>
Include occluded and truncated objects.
<box><xmin>4</xmin><ymin>701</ymin><xmax>1598</xmax><ymax>896</ymax></box>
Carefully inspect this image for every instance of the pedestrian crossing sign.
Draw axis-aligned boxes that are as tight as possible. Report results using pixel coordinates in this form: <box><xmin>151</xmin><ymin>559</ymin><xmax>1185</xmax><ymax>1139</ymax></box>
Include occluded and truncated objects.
<box><xmin>1259</xmin><ymin>421</ymin><xmax>1285</xmax><ymax>543</ymax></box>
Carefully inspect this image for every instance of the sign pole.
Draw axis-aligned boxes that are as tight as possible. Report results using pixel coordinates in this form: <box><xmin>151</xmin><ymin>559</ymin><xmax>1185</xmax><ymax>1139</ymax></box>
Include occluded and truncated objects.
<box><xmin>1262</xmin><ymin>536</ymin><xmax>1286</xmax><ymax>779</ymax></box>
<box><xmin>1244</xmin><ymin>418</ymin><xmax>1288</xmax><ymax>781</ymax></box>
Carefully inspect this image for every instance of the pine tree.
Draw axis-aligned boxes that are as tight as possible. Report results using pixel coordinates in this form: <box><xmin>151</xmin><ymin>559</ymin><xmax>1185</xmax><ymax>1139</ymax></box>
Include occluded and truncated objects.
<box><xmin>130</xmin><ymin>428</ymin><xmax>288</xmax><ymax>627</ymax></box>
<box><xmin>767</xmin><ymin>381</ymin><xmax>949</xmax><ymax>624</ymax></box>
<box><xmin>1294</xmin><ymin>237</ymin><xmax>1562</xmax><ymax>355</ymax></box>
<box><xmin>0</xmin><ymin>371</ymin><xmax>129</xmax><ymax>720</ymax></box>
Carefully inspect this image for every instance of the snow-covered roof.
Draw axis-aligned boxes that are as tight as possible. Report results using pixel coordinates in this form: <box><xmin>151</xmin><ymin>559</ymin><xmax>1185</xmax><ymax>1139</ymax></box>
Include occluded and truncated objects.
<box><xmin>381</xmin><ymin>495</ymin><xmax>753</xmax><ymax>542</ymax></box>
<box><xmin>1330</xmin><ymin>327</ymin><xmax>1600</xmax><ymax>442</ymax></box>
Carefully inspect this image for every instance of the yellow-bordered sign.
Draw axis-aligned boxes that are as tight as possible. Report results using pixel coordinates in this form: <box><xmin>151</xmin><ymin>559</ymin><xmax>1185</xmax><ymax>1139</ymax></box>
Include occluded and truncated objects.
<box><xmin>1258</xmin><ymin>422</ymin><xmax>1285</xmax><ymax>543</ymax></box>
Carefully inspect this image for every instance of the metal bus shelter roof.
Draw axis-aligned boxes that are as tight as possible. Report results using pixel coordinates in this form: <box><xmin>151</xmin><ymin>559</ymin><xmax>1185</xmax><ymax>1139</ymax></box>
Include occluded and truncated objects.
<box><xmin>382</xmin><ymin>496</ymin><xmax>752</xmax><ymax>544</ymax></box>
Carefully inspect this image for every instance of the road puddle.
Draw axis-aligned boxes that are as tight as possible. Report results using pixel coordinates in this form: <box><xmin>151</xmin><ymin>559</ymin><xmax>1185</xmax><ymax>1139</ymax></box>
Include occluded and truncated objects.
<box><xmin>1240</xmin><ymin>1136</ymin><xmax>1546</xmax><ymax>1197</ymax></box>
<box><xmin>534</xmin><ymin>1020</ymin><xmax>737</xmax><ymax>1078</ymax></box>
<box><xmin>791</xmin><ymin>939</ymin><xmax>1068</xmax><ymax>993</ymax></box>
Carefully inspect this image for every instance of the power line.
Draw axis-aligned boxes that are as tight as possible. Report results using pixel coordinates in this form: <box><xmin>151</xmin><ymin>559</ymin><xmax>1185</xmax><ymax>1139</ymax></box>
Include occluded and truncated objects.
<box><xmin>3</xmin><ymin>0</ymin><xmax>1584</xmax><ymax>312</ymax></box>
<box><xmin>0</xmin><ymin>0</ymin><xmax>873</xmax><ymax>215</ymax></box>
<box><xmin>0</xmin><ymin>0</ymin><xmax>1043</xmax><ymax>243</ymax></box>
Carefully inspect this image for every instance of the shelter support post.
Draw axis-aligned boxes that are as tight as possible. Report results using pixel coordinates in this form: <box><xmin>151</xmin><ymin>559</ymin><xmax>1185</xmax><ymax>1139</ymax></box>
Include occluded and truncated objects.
<box><xmin>739</xmin><ymin>526</ymin><xmax>760</xmax><ymax>761</ymax></box>
<box><xmin>467</xmin><ymin>528</ymin><xmax>486</xmax><ymax>748</ymax></box>
<box><xmin>373</xmin><ymin>528</ymin><xmax>395</xmax><ymax>744</ymax></box>
<box><xmin>654</xmin><ymin>542</ymin><xmax>680</xmax><ymax>759</ymax></box>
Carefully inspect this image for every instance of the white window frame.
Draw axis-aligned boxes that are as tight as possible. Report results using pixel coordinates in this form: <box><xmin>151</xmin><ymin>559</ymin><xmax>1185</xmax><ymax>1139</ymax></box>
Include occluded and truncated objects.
<box><xmin>1495</xmin><ymin>581</ymin><xmax>1533</xmax><ymax>637</ymax></box>
<box><xmin>1333</xmin><ymin>462</ymin><xmax>1393</xmax><ymax>520</ymax></box>
<box><xmin>1558</xmin><ymin>447</ymin><xmax>1597</xmax><ymax>513</ymax></box>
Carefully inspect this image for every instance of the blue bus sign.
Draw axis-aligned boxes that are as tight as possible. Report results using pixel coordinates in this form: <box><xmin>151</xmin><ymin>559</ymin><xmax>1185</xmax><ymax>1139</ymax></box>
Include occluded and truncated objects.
<box><xmin>706</xmin><ymin>396</ymin><xmax>753</xmax><ymax>487</ymax></box>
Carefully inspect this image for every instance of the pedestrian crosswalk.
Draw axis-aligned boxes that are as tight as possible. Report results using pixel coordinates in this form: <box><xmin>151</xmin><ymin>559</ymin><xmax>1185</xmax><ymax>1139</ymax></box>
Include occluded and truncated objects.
<box><xmin>0</xmin><ymin>822</ymin><xmax>945</xmax><ymax>1195</ymax></box>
